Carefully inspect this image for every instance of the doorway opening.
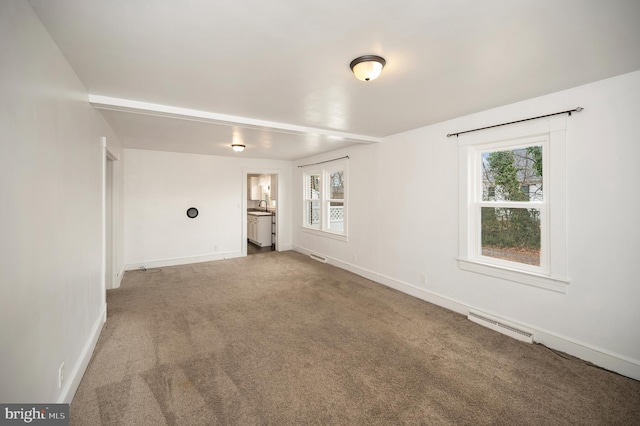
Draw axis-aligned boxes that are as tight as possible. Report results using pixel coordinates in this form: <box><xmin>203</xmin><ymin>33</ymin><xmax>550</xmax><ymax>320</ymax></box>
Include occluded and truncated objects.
<box><xmin>104</xmin><ymin>147</ymin><xmax>118</xmax><ymax>290</ymax></box>
<box><xmin>246</xmin><ymin>172</ymin><xmax>278</xmax><ymax>256</ymax></box>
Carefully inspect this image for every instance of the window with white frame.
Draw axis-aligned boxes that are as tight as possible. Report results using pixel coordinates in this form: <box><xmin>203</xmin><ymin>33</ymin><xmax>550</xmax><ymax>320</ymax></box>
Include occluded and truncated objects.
<box><xmin>476</xmin><ymin>138</ymin><xmax>547</xmax><ymax>272</ymax></box>
<box><xmin>304</xmin><ymin>173</ymin><xmax>321</xmax><ymax>229</ymax></box>
<box><xmin>458</xmin><ymin>117</ymin><xmax>569</xmax><ymax>292</ymax></box>
<box><xmin>303</xmin><ymin>163</ymin><xmax>347</xmax><ymax>236</ymax></box>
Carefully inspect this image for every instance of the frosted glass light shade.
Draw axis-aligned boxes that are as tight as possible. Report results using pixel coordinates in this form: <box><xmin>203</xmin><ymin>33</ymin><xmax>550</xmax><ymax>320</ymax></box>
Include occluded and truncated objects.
<box><xmin>350</xmin><ymin>55</ymin><xmax>386</xmax><ymax>81</ymax></box>
<box><xmin>231</xmin><ymin>143</ymin><xmax>245</xmax><ymax>152</ymax></box>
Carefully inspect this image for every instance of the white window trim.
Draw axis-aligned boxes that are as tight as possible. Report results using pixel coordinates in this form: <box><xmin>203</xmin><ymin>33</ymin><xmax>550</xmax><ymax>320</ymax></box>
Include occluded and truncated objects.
<box><xmin>301</xmin><ymin>226</ymin><xmax>349</xmax><ymax>242</ymax></box>
<box><xmin>302</xmin><ymin>160</ymin><xmax>348</xmax><ymax>240</ymax></box>
<box><xmin>472</xmin><ymin>136</ymin><xmax>549</xmax><ymax>275</ymax></box>
<box><xmin>458</xmin><ymin>116</ymin><xmax>569</xmax><ymax>293</ymax></box>
<box><xmin>303</xmin><ymin>169</ymin><xmax>322</xmax><ymax>231</ymax></box>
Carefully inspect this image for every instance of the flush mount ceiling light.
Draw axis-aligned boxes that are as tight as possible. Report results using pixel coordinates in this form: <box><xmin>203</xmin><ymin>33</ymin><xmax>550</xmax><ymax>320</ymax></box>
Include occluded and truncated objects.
<box><xmin>231</xmin><ymin>143</ymin><xmax>245</xmax><ymax>152</ymax></box>
<box><xmin>350</xmin><ymin>55</ymin><xmax>386</xmax><ymax>81</ymax></box>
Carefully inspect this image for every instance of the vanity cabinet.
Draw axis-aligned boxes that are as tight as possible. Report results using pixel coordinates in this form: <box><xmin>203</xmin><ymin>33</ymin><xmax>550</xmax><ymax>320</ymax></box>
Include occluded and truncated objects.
<box><xmin>248</xmin><ymin>215</ymin><xmax>257</xmax><ymax>242</ymax></box>
<box><xmin>248</xmin><ymin>214</ymin><xmax>272</xmax><ymax>247</ymax></box>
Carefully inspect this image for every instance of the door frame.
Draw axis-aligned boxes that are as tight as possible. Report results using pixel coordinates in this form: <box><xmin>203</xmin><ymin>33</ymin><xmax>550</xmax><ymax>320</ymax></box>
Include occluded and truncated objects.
<box><xmin>103</xmin><ymin>140</ymin><xmax>119</xmax><ymax>298</ymax></box>
<box><xmin>241</xmin><ymin>168</ymin><xmax>281</xmax><ymax>256</ymax></box>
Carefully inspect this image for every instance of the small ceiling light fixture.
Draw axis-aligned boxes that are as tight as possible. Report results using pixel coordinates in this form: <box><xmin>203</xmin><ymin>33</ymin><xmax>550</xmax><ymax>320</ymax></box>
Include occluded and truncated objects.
<box><xmin>231</xmin><ymin>143</ymin><xmax>245</xmax><ymax>152</ymax></box>
<box><xmin>350</xmin><ymin>55</ymin><xmax>386</xmax><ymax>81</ymax></box>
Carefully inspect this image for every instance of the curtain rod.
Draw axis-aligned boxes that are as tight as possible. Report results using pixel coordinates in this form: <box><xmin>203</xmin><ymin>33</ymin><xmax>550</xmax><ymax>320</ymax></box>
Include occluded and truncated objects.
<box><xmin>446</xmin><ymin>107</ymin><xmax>583</xmax><ymax>138</ymax></box>
<box><xmin>297</xmin><ymin>155</ymin><xmax>349</xmax><ymax>168</ymax></box>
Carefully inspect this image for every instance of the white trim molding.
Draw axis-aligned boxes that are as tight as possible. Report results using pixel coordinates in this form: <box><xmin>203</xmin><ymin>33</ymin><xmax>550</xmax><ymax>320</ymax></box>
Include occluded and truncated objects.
<box><xmin>300</xmin><ymin>227</ymin><xmax>348</xmax><ymax>242</ymax></box>
<box><xmin>59</xmin><ymin>304</ymin><xmax>105</xmax><ymax>404</ymax></box>
<box><xmin>301</xmin><ymin>159</ymin><xmax>348</xmax><ymax>238</ymax></box>
<box><xmin>124</xmin><ymin>251</ymin><xmax>243</xmax><ymax>271</ymax></box>
<box><xmin>89</xmin><ymin>95</ymin><xmax>380</xmax><ymax>144</ymax></box>
<box><xmin>457</xmin><ymin>259</ymin><xmax>569</xmax><ymax>294</ymax></box>
<box><xmin>293</xmin><ymin>245</ymin><xmax>640</xmax><ymax>381</ymax></box>
<box><xmin>458</xmin><ymin>115</ymin><xmax>569</xmax><ymax>291</ymax></box>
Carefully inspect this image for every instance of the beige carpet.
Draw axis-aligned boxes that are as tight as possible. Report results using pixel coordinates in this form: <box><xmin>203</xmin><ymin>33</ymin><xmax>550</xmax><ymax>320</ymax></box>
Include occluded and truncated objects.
<box><xmin>71</xmin><ymin>251</ymin><xmax>640</xmax><ymax>425</ymax></box>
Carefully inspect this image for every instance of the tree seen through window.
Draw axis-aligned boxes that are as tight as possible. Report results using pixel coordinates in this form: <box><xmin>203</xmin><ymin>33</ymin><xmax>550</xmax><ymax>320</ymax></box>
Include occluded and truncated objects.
<box><xmin>481</xmin><ymin>146</ymin><xmax>543</xmax><ymax>265</ymax></box>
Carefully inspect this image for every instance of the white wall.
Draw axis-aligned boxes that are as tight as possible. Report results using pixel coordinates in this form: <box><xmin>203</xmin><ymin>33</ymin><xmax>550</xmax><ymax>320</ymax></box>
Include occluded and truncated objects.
<box><xmin>0</xmin><ymin>0</ymin><xmax>124</xmax><ymax>402</ymax></box>
<box><xmin>293</xmin><ymin>145</ymin><xmax>379</xmax><ymax>269</ymax></box>
<box><xmin>124</xmin><ymin>149</ymin><xmax>292</xmax><ymax>268</ymax></box>
<box><xmin>293</xmin><ymin>70</ymin><xmax>640</xmax><ymax>380</ymax></box>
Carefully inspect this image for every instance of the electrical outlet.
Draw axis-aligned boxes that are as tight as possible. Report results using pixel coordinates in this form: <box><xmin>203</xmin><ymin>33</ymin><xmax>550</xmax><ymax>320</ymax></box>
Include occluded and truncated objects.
<box><xmin>214</xmin><ymin>245</ymin><xmax>218</xmax><ymax>251</ymax></box>
<box><xmin>420</xmin><ymin>273</ymin><xmax>427</xmax><ymax>285</ymax></box>
<box><xmin>58</xmin><ymin>363</ymin><xmax>64</xmax><ymax>388</ymax></box>
<box><xmin>352</xmin><ymin>254</ymin><xmax>357</xmax><ymax>264</ymax></box>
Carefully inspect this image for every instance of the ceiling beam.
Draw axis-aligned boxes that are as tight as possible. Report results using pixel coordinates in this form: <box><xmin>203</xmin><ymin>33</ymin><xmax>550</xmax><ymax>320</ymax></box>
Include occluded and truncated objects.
<box><xmin>88</xmin><ymin>95</ymin><xmax>381</xmax><ymax>144</ymax></box>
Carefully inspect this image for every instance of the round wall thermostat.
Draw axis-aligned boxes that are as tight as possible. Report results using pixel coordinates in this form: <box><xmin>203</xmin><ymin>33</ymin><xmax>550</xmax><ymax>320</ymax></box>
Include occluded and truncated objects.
<box><xmin>186</xmin><ymin>207</ymin><xmax>199</xmax><ymax>218</ymax></box>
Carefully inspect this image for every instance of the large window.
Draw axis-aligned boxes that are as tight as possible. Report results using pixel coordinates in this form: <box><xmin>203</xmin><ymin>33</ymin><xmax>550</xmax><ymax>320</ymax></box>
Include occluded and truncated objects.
<box><xmin>303</xmin><ymin>163</ymin><xmax>347</xmax><ymax>237</ymax></box>
<box><xmin>477</xmin><ymin>139</ymin><xmax>547</xmax><ymax>272</ymax></box>
<box><xmin>458</xmin><ymin>117</ymin><xmax>569</xmax><ymax>292</ymax></box>
<box><xmin>304</xmin><ymin>173</ymin><xmax>321</xmax><ymax>229</ymax></box>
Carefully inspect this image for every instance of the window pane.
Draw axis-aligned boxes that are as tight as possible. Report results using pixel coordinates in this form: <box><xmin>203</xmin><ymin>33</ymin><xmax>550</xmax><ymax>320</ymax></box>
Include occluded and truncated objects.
<box><xmin>328</xmin><ymin>201</ymin><xmax>344</xmax><ymax>232</ymax></box>
<box><xmin>306</xmin><ymin>200</ymin><xmax>320</xmax><ymax>227</ymax></box>
<box><xmin>481</xmin><ymin>207</ymin><xmax>540</xmax><ymax>266</ymax></box>
<box><xmin>308</xmin><ymin>174</ymin><xmax>320</xmax><ymax>199</ymax></box>
<box><xmin>329</xmin><ymin>171</ymin><xmax>344</xmax><ymax>199</ymax></box>
<box><xmin>482</xmin><ymin>146</ymin><xmax>543</xmax><ymax>201</ymax></box>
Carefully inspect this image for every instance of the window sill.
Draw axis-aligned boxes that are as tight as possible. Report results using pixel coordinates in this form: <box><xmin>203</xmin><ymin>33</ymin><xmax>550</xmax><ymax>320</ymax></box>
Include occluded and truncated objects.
<box><xmin>301</xmin><ymin>227</ymin><xmax>348</xmax><ymax>242</ymax></box>
<box><xmin>457</xmin><ymin>258</ymin><xmax>569</xmax><ymax>293</ymax></box>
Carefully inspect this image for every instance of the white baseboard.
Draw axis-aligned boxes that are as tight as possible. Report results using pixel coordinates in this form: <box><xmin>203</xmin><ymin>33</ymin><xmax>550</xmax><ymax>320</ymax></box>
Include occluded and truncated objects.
<box><xmin>527</xmin><ymin>325</ymin><xmax>640</xmax><ymax>381</ymax></box>
<box><xmin>59</xmin><ymin>303</ymin><xmax>105</xmax><ymax>404</ymax></box>
<box><xmin>124</xmin><ymin>251</ymin><xmax>243</xmax><ymax>271</ymax></box>
<box><xmin>277</xmin><ymin>244</ymin><xmax>293</xmax><ymax>252</ymax></box>
<box><xmin>294</xmin><ymin>245</ymin><xmax>468</xmax><ymax>315</ymax></box>
<box><xmin>115</xmin><ymin>266</ymin><xmax>125</xmax><ymax>288</ymax></box>
<box><xmin>292</xmin><ymin>246</ymin><xmax>640</xmax><ymax>381</ymax></box>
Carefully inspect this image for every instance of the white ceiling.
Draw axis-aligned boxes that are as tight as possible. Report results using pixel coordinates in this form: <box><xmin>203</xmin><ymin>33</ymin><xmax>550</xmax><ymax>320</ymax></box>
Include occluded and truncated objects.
<box><xmin>28</xmin><ymin>0</ymin><xmax>640</xmax><ymax>160</ymax></box>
